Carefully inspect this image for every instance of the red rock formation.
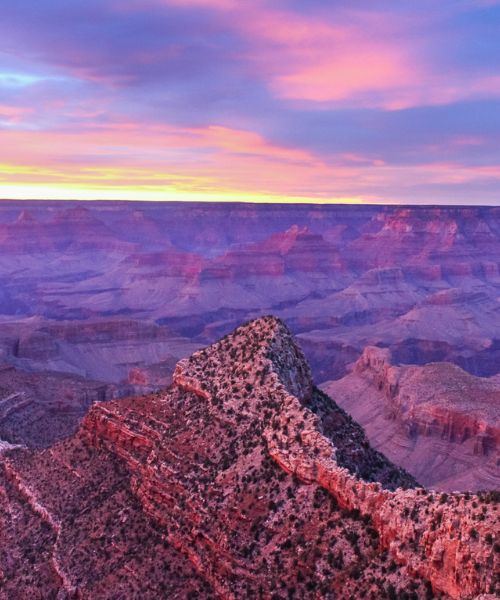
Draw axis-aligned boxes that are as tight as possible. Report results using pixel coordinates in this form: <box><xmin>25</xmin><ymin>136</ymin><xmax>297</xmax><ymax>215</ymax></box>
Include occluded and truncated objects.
<box><xmin>1</xmin><ymin>317</ymin><xmax>496</xmax><ymax>598</ymax></box>
<box><xmin>172</xmin><ymin>318</ymin><xmax>498</xmax><ymax>598</ymax></box>
<box><xmin>125</xmin><ymin>248</ymin><xmax>204</xmax><ymax>277</ymax></box>
<box><xmin>347</xmin><ymin>207</ymin><xmax>500</xmax><ymax>277</ymax></box>
<box><xmin>323</xmin><ymin>347</ymin><xmax>500</xmax><ymax>491</ymax></box>
<box><xmin>202</xmin><ymin>225</ymin><xmax>344</xmax><ymax>281</ymax></box>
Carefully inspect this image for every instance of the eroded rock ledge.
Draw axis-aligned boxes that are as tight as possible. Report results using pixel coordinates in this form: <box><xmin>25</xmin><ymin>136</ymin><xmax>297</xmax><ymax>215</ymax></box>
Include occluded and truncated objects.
<box><xmin>168</xmin><ymin>316</ymin><xmax>498</xmax><ymax>599</ymax></box>
<box><xmin>322</xmin><ymin>345</ymin><xmax>500</xmax><ymax>491</ymax></box>
<box><xmin>354</xmin><ymin>346</ymin><xmax>500</xmax><ymax>451</ymax></box>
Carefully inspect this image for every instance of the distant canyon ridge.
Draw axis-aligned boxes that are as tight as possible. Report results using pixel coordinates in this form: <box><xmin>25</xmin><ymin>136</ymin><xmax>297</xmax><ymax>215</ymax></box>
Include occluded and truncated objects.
<box><xmin>0</xmin><ymin>201</ymin><xmax>498</xmax><ymax>490</ymax></box>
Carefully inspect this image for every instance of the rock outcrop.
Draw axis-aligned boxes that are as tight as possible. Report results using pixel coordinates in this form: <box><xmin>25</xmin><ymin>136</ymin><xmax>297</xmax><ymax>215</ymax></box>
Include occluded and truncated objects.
<box><xmin>0</xmin><ymin>316</ymin><xmax>497</xmax><ymax>599</ymax></box>
<box><xmin>322</xmin><ymin>347</ymin><xmax>500</xmax><ymax>491</ymax></box>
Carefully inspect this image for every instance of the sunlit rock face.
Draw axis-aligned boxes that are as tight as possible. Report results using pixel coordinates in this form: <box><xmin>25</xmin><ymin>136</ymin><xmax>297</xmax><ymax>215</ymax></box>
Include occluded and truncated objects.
<box><xmin>0</xmin><ymin>317</ymin><xmax>497</xmax><ymax>599</ymax></box>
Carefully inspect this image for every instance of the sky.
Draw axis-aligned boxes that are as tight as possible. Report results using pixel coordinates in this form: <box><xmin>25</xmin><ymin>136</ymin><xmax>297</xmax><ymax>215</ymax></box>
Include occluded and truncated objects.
<box><xmin>0</xmin><ymin>0</ymin><xmax>499</xmax><ymax>204</ymax></box>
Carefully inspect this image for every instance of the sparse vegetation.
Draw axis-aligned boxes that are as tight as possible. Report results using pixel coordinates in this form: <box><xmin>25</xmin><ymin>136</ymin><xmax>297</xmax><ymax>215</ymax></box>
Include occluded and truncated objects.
<box><xmin>1</xmin><ymin>316</ymin><xmax>497</xmax><ymax>599</ymax></box>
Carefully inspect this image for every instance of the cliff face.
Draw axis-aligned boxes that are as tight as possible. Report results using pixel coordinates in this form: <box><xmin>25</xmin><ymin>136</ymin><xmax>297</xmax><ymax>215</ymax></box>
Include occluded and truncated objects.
<box><xmin>0</xmin><ymin>317</ymin><xmax>498</xmax><ymax>599</ymax></box>
<box><xmin>323</xmin><ymin>347</ymin><xmax>500</xmax><ymax>491</ymax></box>
<box><xmin>347</xmin><ymin>207</ymin><xmax>500</xmax><ymax>273</ymax></box>
<box><xmin>169</xmin><ymin>319</ymin><xmax>498</xmax><ymax>598</ymax></box>
<box><xmin>0</xmin><ymin>317</ymin><xmax>201</xmax><ymax>391</ymax></box>
<box><xmin>202</xmin><ymin>226</ymin><xmax>344</xmax><ymax>282</ymax></box>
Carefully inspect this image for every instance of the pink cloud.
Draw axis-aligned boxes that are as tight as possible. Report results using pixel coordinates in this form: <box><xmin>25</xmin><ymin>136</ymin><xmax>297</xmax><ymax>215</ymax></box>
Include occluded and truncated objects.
<box><xmin>272</xmin><ymin>49</ymin><xmax>409</xmax><ymax>103</ymax></box>
<box><xmin>117</xmin><ymin>0</ymin><xmax>238</xmax><ymax>12</ymax></box>
<box><xmin>4</xmin><ymin>115</ymin><xmax>498</xmax><ymax>204</ymax></box>
<box><xmin>222</xmin><ymin>7</ymin><xmax>422</xmax><ymax>108</ymax></box>
<box><xmin>0</xmin><ymin>121</ymin><xmax>352</xmax><ymax>198</ymax></box>
<box><xmin>0</xmin><ymin>105</ymin><xmax>33</xmax><ymax>123</ymax></box>
<box><xmin>205</xmin><ymin>5</ymin><xmax>500</xmax><ymax>109</ymax></box>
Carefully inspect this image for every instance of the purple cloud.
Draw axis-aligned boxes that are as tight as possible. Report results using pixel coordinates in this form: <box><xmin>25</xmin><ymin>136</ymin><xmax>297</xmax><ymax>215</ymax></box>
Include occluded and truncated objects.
<box><xmin>0</xmin><ymin>0</ymin><xmax>499</xmax><ymax>204</ymax></box>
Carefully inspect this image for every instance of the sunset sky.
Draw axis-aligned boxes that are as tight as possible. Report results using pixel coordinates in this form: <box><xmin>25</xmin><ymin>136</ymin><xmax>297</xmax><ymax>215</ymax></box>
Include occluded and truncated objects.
<box><xmin>1</xmin><ymin>0</ymin><xmax>499</xmax><ymax>204</ymax></box>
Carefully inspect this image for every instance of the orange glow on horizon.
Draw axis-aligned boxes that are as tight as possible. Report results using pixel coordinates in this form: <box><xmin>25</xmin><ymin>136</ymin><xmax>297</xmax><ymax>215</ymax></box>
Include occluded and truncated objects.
<box><xmin>0</xmin><ymin>122</ymin><xmax>364</xmax><ymax>203</ymax></box>
<box><xmin>0</xmin><ymin>181</ymin><xmax>368</xmax><ymax>204</ymax></box>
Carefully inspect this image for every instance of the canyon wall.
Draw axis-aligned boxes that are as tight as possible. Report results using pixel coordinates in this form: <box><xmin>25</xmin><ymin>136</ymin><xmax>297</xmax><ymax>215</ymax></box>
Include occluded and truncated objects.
<box><xmin>322</xmin><ymin>347</ymin><xmax>500</xmax><ymax>491</ymax></box>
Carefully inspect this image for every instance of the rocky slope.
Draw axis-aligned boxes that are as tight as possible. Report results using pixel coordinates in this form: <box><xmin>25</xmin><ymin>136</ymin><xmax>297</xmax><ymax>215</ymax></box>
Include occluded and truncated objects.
<box><xmin>322</xmin><ymin>347</ymin><xmax>500</xmax><ymax>491</ymax></box>
<box><xmin>0</xmin><ymin>317</ymin><xmax>497</xmax><ymax>599</ymax></box>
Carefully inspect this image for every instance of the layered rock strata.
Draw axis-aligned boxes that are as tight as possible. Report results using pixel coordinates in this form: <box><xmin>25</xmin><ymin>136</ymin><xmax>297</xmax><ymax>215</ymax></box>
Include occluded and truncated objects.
<box><xmin>322</xmin><ymin>347</ymin><xmax>500</xmax><ymax>491</ymax></box>
<box><xmin>0</xmin><ymin>317</ymin><xmax>497</xmax><ymax>599</ymax></box>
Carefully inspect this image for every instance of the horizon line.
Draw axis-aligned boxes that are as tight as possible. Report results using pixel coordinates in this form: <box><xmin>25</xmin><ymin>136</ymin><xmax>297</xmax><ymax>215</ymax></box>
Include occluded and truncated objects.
<box><xmin>1</xmin><ymin>197</ymin><xmax>499</xmax><ymax>209</ymax></box>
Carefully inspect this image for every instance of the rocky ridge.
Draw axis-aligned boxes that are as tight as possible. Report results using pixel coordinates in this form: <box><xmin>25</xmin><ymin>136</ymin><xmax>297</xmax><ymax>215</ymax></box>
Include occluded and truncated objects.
<box><xmin>0</xmin><ymin>317</ymin><xmax>498</xmax><ymax>598</ymax></box>
<box><xmin>170</xmin><ymin>318</ymin><xmax>498</xmax><ymax>598</ymax></box>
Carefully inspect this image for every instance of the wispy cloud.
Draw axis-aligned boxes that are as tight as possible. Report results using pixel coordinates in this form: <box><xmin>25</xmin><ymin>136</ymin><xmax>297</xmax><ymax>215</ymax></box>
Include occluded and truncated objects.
<box><xmin>0</xmin><ymin>0</ymin><xmax>499</xmax><ymax>203</ymax></box>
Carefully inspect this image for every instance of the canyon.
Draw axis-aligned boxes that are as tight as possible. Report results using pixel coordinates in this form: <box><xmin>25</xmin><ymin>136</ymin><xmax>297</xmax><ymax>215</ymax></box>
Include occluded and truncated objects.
<box><xmin>1</xmin><ymin>203</ymin><xmax>499</xmax><ymax>379</ymax></box>
<box><xmin>0</xmin><ymin>201</ymin><xmax>498</xmax><ymax>486</ymax></box>
<box><xmin>0</xmin><ymin>364</ymin><xmax>119</xmax><ymax>448</ymax></box>
<box><xmin>1</xmin><ymin>317</ymin><xmax>497</xmax><ymax>599</ymax></box>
